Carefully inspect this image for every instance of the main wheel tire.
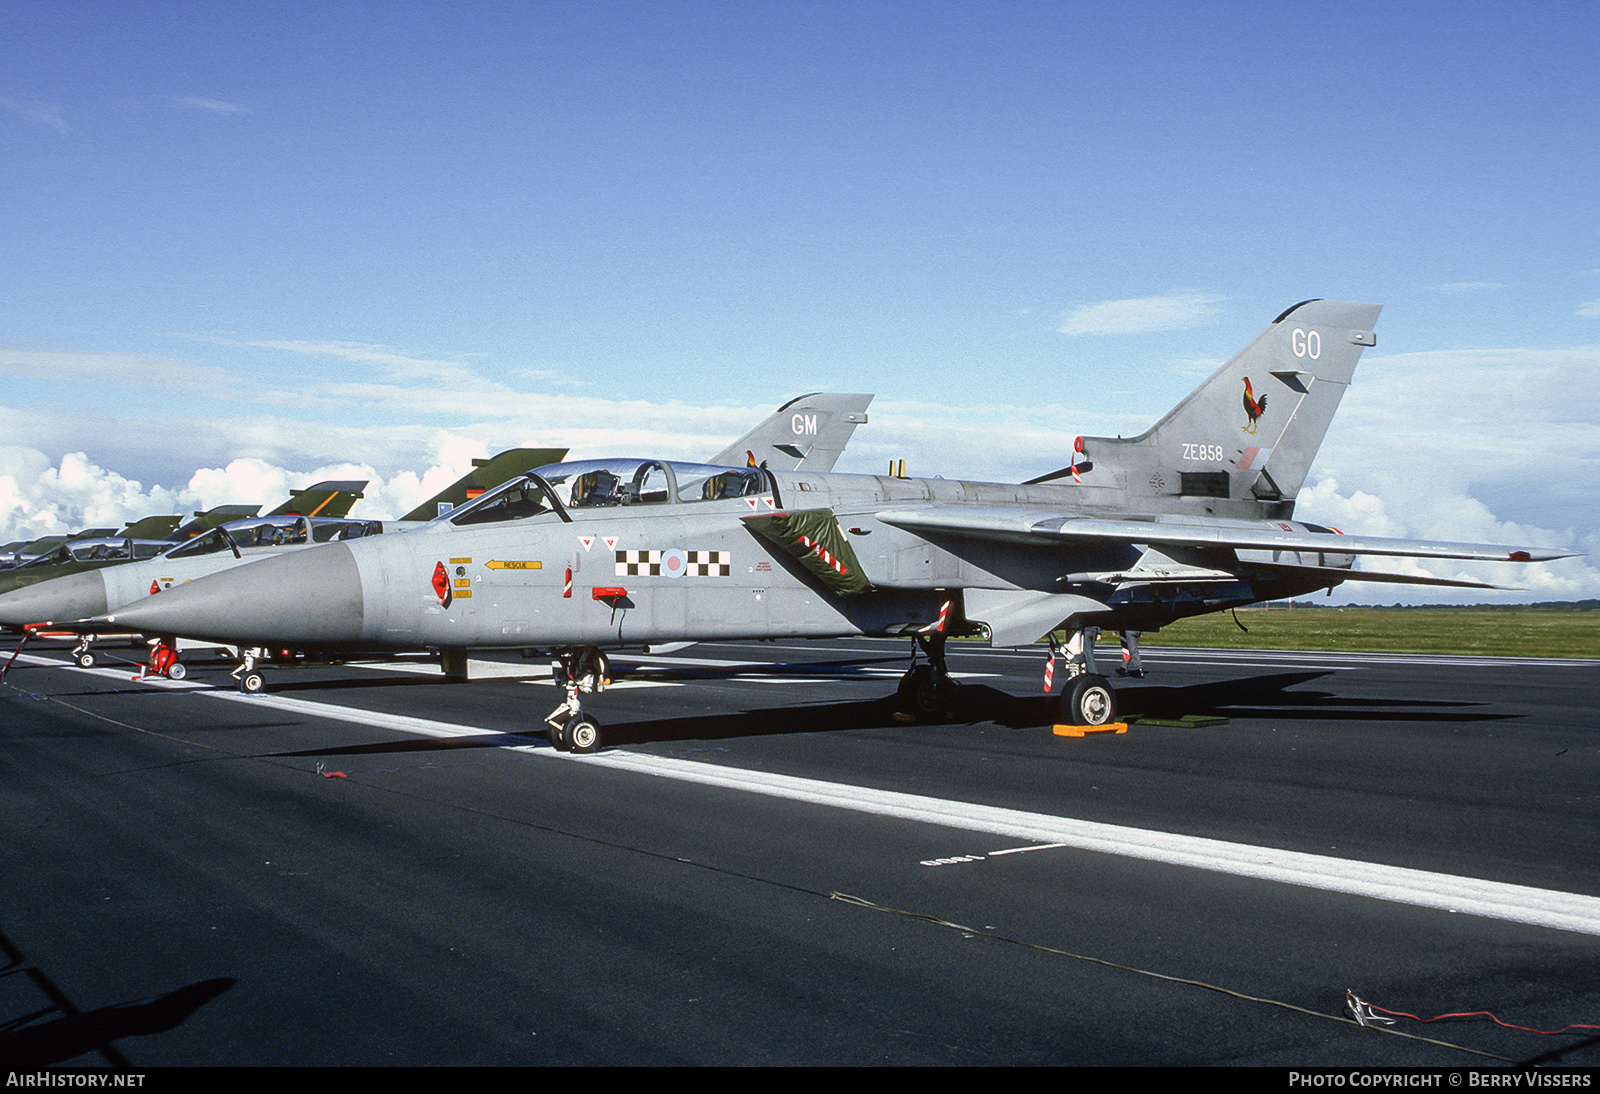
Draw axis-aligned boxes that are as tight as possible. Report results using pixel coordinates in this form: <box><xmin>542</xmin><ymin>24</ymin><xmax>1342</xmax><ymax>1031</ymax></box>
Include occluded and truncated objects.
<box><xmin>548</xmin><ymin>722</ymin><xmax>570</xmax><ymax>751</ymax></box>
<box><xmin>74</xmin><ymin>651</ymin><xmax>96</xmax><ymax>669</ymax></box>
<box><xmin>897</xmin><ymin>664</ymin><xmax>928</xmax><ymax>704</ymax></box>
<box><xmin>166</xmin><ymin>661</ymin><xmax>187</xmax><ymax>681</ymax></box>
<box><xmin>896</xmin><ymin>665</ymin><xmax>923</xmax><ymax>707</ymax></box>
<box><xmin>1061</xmin><ymin>674</ymin><xmax>1117</xmax><ymax>726</ymax></box>
<box><xmin>917</xmin><ymin>673</ymin><xmax>958</xmax><ymax>720</ymax></box>
<box><xmin>567</xmin><ymin>718</ymin><xmax>601</xmax><ymax>754</ymax></box>
<box><xmin>240</xmin><ymin>670</ymin><xmax>265</xmax><ymax>694</ymax></box>
<box><xmin>897</xmin><ymin>665</ymin><xmax>959</xmax><ymax>721</ymax></box>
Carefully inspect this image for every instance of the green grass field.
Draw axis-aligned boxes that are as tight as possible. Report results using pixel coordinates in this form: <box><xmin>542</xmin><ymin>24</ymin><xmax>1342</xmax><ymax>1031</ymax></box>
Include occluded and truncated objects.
<box><xmin>1102</xmin><ymin>607</ymin><xmax>1600</xmax><ymax>658</ymax></box>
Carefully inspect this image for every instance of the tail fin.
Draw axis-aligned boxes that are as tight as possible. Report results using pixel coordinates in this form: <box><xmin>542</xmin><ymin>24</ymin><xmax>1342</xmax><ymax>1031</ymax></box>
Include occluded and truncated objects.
<box><xmin>401</xmin><ymin>447</ymin><xmax>570</xmax><ymax>521</ymax></box>
<box><xmin>1037</xmin><ymin>300</ymin><xmax>1381</xmax><ymax>517</ymax></box>
<box><xmin>118</xmin><ymin>515</ymin><xmax>183</xmax><ymax>540</ymax></box>
<box><xmin>169</xmin><ymin>505</ymin><xmax>263</xmax><ymax>540</ymax></box>
<box><xmin>268</xmin><ymin>480</ymin><xmax>368</xmax><ymax>519</ymax></box>
<box><xmin>708</xmin><ymin>393</ymin><xmax>873</xmax><ymax>471</ymax></box>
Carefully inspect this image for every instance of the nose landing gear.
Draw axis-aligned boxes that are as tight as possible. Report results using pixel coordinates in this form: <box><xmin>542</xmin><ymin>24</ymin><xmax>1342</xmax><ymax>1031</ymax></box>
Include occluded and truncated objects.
<box><xmin>546</xmin><ymin>648</ymin><xmax>609</xmax><ymax>753</ymax></box>
<box><xmin>231</xmin><ymin>647</ymin><xmax>265</xmax><ymax>693</ymax></box>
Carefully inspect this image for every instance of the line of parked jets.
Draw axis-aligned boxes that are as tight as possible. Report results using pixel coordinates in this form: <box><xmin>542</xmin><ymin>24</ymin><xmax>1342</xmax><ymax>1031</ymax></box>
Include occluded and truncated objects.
<box><xmin>0</xmin><ymin>302</ymin><xmax>1573</xmax><ymax>751</ymax></box>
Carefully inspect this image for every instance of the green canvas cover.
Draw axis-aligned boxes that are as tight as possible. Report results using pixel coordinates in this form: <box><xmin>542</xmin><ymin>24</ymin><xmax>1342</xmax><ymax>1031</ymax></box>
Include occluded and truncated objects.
<box><xmin>743</xmin><ymin>508</ymin><xmax>874</xmax><ymax>598</ymax></box>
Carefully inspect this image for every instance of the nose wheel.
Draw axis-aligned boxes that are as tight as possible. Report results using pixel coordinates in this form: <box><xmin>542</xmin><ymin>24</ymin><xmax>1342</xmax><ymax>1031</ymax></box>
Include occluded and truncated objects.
<box><xmin>546</xmin><ymin>715</ymin><xmax>603</xmax><ymax>754</ymax></box>
<box><xmin>231</xmin><ymin>647</ymin><xmax>265</xmax><ymax>694</ymax></box>
<box><xmin>545</xmin><ymin>649</ymin><xmax>609</xmax><ymax>753</ymax></box>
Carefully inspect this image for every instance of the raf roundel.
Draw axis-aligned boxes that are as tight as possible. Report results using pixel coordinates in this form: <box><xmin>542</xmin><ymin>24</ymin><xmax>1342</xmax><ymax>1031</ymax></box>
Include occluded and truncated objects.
<box><xmin>660</xmin><ymin>548</ymin><xmax>687</xmax><ymax>579</ymax></box>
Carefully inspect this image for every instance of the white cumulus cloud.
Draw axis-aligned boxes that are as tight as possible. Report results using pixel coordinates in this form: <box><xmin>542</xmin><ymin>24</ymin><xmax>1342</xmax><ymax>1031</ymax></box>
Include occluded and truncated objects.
<box><xmin>1295</xmin><ymin>345</ymin><xmax>1600</xmax><ymax>602</ymax></box>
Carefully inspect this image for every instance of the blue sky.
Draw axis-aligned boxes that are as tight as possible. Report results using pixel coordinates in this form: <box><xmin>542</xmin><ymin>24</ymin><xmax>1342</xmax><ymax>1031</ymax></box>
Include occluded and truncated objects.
<box><xmin>3</xmin><ymin>1</ymin><xmax>1598</xmax><ymax>601</ymax></box>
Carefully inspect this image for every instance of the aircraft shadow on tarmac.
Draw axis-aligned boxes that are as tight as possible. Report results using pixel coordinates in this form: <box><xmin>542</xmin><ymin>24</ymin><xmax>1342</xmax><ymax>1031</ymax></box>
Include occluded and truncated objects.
<box><xmin>265</xmin><ymin>671</ymin><xmax>537</xmax><ymax>693</ymax></box>
<box><xmin>1107</xmin><ymin>669</ymin><xmax>1507</xmax><ymax>724</ymax></box>
<box><xmin>266</xmin><ymin>667</ymin><xmax>1508</xmax><ymax>760</ymax></box>
<box><xmin>0</xmin><ymin>927</ymin><xmax>234</xmax><ymax>1067</ymax></box>
<box><xmin>258</xmin><ymin>654</ymin><xmax>913</xmax><ymax>694</ymax></box>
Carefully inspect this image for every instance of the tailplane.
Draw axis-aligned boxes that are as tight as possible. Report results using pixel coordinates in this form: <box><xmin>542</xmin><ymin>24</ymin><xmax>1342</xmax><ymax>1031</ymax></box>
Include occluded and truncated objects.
<box><xmin>1032</xmin><ymin>299</ymin><xmax>1381</xmax><ymax>518</ymax></box>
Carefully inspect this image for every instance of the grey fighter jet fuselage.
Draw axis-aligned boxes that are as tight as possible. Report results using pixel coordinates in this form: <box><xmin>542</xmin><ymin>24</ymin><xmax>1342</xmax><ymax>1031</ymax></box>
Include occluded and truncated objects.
<box><xmin>0</xmin><ymin>396</ymin><xmax>874</xmax><ymax>645</ymax></box>
<box><xmin>89</xmin><ymin>301</ymin><xmax>1571</xmax><ymax>740</ymax></box>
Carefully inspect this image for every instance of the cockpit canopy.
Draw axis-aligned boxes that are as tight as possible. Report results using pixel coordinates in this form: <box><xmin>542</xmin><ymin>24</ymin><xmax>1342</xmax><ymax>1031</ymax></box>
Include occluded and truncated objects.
<box><xmin>16</xmin><ymin>537</ymin><xmax>168</xmax><ymax>568</ymax></box>
<box><xmin>444</xmin><ymin>459</ymin><xmax>775</xmax><ymax>527</ymax></box>
<box><xmin>164</xmin><ymin>516</ymin><xmax>379</xmax><ymax>560</ymax></box>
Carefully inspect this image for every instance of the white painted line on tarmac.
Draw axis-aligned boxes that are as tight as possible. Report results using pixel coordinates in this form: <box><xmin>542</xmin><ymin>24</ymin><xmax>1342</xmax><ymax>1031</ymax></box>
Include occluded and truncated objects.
<box><xmin>361</xmin><ymin>658</ymin><xmax>553</xmax><ymax>679</ymax></box>
<box><xmin>588</xmin><ymin>749</ymin><xmax>1600</xmax><ymax>937</ymax></box>
<box><xmin>986</xmin><ymin>842</ymin><xmax>1070</xmax><ymax>857</ymax></box>
<box><xmin>21</xmin><ymin>651</ymin><xmax>1600</xmax><ymax>938</ymax></box>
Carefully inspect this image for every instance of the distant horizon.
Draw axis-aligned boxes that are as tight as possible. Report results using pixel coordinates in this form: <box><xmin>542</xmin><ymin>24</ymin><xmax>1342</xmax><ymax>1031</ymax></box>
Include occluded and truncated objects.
<box><xmin>1247</xmin><ymin>600</ymin><xmax>1600</xmax><ymax>610</ymax></box>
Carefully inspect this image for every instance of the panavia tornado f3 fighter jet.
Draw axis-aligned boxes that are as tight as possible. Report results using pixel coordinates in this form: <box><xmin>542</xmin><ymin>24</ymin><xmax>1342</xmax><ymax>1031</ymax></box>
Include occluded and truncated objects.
<box><xmin>0</xmin><ymin>395</ymin><xmax>875</xmax><ymax>676</ymax></box>
<box><xmin>85</xmin><ymin>302</ymin><xmax>1569</xmax><ymax>747</ymax></box>
<box><xmin>0</xmin><ymin>483</ymin><xmax>366</xmax><ymax>620</ymax></box>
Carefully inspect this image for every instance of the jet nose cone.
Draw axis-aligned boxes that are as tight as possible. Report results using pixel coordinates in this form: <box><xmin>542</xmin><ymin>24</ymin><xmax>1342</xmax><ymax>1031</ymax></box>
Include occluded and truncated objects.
<box><xmin>0</xmin><ymin>571</ymin><xmax>109</xmax><ymax>626</ymax></box>
<box><xmin>103</xmin><ymin>544</ymin><xmax>365</xmax><ymax>645</ymax></box>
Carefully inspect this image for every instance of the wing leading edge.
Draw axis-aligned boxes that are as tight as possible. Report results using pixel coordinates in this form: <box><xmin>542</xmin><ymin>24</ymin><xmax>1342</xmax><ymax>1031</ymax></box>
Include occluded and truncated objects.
<box><xmin>875</xmin><ymin>507</ymin><xmax>1573</xmax><ymax>568</ymax></box>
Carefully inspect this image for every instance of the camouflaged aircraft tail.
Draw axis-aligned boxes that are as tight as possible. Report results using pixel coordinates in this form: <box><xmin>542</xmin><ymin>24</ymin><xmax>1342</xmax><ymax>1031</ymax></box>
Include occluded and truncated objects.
<box><xmin>401</xmin><ymin>448</ymin><xmax>570</xmax><ymax>522</ymax></box>
<box><xmin>169</xmin><ymin>505</ymin><xmax>263</xmax><ymax>541</ymax></box>
<box><xmin>119</xmin><ymin>514</ymin><xmax>183</xmax><ymax>540</ymax></box>
<box><xmin>268</xmin><ymin>481</ymin><xmax>368</xmax><ymax>519</ymax></box>
<box><xmin>1028</xmin><ymin>300</ymin><xmax>1382</xmax><ymax>517</ymax></box>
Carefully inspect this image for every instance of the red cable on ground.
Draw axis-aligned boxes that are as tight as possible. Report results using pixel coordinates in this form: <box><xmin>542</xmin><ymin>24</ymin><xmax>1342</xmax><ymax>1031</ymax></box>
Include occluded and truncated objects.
<box><xmin>1348</xmin><ymin>990</ymin><xmax>1600</xmax><ymax>1036</ymax></box>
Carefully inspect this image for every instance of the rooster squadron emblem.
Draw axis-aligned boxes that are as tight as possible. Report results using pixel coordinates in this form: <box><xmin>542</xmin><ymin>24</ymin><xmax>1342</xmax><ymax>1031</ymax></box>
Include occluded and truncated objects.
<box><xmin>1241</xmin><ymin>376</ymin><xmax>1267</xmax><ymax>434</ymax></box>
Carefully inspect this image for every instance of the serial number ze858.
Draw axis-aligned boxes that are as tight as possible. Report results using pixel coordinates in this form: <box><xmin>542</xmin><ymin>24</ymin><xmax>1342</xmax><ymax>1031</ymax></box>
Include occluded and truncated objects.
<box><xmin>1182</xmin><ymin>443</ymin><xmax>1226</xmax><ymax>462</ymax></box>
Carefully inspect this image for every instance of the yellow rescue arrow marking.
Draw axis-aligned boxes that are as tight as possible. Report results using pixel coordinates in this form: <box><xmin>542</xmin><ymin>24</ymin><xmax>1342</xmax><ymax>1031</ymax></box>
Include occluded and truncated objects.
<box><xmin>486</xmin><ymin>560</ymin><xmax>542</xmax><ymax>570</ymax></box>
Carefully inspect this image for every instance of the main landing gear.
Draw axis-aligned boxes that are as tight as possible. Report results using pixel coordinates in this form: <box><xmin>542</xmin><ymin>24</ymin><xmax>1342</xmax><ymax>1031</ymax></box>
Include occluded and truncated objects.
<box><xmin>1050</xmin><ymin>626</ymin><xmax>1141</xmax><ymax>727</ymax></box>
<box><xmin>545</xmin><ymin>648</ymin><xmax>609</xmax><ymax>754</ymax></box>
<box><xmin>896</xmin><ymin>632</ymin><xmax>960</xmax><ymax>722</ymax></box>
